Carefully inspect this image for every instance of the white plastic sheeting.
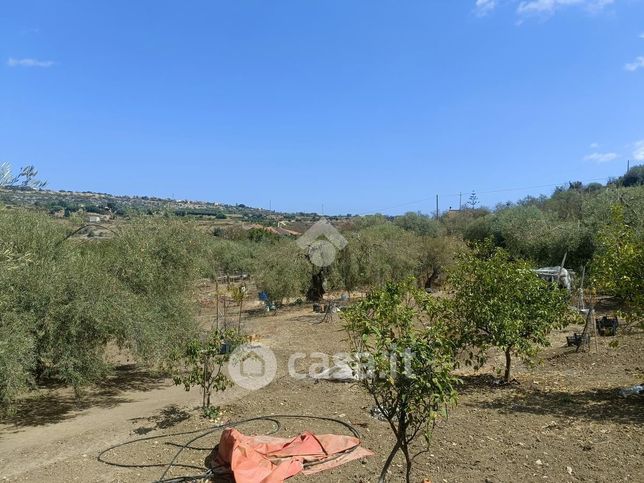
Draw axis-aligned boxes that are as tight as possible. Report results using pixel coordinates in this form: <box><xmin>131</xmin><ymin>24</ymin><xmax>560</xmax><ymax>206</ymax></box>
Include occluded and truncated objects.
<box><xmin>534</xmin><ymin>266</ymin><xmax>573</xmax><ymax>291</ymax></box>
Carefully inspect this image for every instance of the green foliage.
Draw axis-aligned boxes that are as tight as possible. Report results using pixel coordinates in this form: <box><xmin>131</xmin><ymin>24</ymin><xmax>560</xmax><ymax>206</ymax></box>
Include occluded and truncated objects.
<box><xmin>204</xmin><ymin>239</ymin><xmax>255</xmax><ymax>278</ymax></box>
<box><xmin>343</xmin><ymin>278</ymin><xmax>458</xmax><ymax>483</ymax></box>
<box><xmin>347</xmin><ymin>214</ymin><xmax>390</xmax><ymax>230</ymax></box>
<box><xmin>394</xmin><ymin>212</ymin><xmax>442</xmax><ymax>237</ymax></box>
<box><xmin>0</xmin><ymin>245</ymin><xmax>36</xmax><ymax>409</ymax></box>
<box><xmin>330</xmin><ymin>223</ymin><xmax>464</xmax><ymax>294</ymax></box>
<box><xmin>614</xmin><ymin>164</ymin><xmax>644</xmax><ymax>187</ymax></box>
<box><xmin>449</xmin><ymin>244</ymin><xmax>576</xmax><ymax>381</ymax></box>
<box><xmin>0</xmin><ymin>163</ymin><xmax>46</xmax><ymax>189</ymax></box>
<box><xmin>247</xmin><ymin>227</ymin><xmax>280</xmax><ymax>243</ymax></box>
<box><xmin>96</xmin><ymin>217</ymin><xmax>205</xmax><ymax>364</ymax></box>
<box><xmin>590</xmin><ymin>205</ymin><xmax>643</xmax><ymax>326</ymax></box>
<box><xmin>416</xmin><ymin>236</ymin><xmax>466</xmax><ymax>289</ymax></box>
<box><xmin>2</xmin><ymin>168</ymin><xmax>642</xmax><ymax>412</ymax></box>
<box><xmin>465</xmin><ymin>205</ymin><xmax>594</xmax><ymax>267</ymax></box>
<box><xmin>253</xmin><ymin>239</ymin><xmax>310</xmax><ymax>304</ymax></box>
<box><xmin>336</xmin><ymin>224</ymin><xmax>422</xmax><ymax>290</ymax></box>
<box><xmin>441</xmin><ymin>207</ymin><xmax>490</xmax><ymax>237</ymax></box>
<box><xmin>332</xmin><ymin>241</ymin><xmax>361</xmax><ymax>293</ymax></box>
<box><xmin>462</xmin><ymin>182</ymin><xmax>644</xmax><ymax>269</ymax></box>
<box><xmin>169</xmin><ymin>328</ymin><xmax>248</xmax><ymax>416</ymax></box>
<box><xmin>0</xmin><ymin>210</ymin><xmax>204</xmax><ymax>409</ymax></box>
<box><xmin>466</xmin><ymin>190</ymin><xmax>479</xmax><ymax>209</ymax></box>
<box><xmin>547</xmin><ymin>186</ymin><xmax>584</xmax><ymax>221</ymax></box>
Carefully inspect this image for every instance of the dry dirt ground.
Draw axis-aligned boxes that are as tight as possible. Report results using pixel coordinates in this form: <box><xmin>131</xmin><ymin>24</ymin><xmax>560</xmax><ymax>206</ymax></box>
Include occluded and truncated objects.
<box><xmin>1</xmin><ymin>302</ymin><xmax>642</xmax><ymax>483</ymax></box>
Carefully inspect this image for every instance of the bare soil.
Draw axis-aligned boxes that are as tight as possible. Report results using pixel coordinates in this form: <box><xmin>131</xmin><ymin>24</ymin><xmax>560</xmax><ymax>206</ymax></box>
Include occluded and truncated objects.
<box><xmin>1</xmin><ymin>301</ymin><xmax>642</xmax><ymax>483</ymax></box>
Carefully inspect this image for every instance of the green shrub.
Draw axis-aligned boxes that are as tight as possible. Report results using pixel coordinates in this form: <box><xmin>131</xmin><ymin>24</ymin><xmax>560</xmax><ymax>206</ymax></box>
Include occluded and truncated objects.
<box><xmin>253</xmin><ymin>239</ymin><xmax>310</xmax><ymax>304</ymax></box>
<box><xmin>449</xmin><ymin>244</ymin><xmax>577</xmax><ymax>381</ymax></box>
<box><xmin>343</xmin><ymin>278</ymin><xmax>458</xmax><ymax>483</ymax></box>
<box><xmin>0</xmin><ymin>211</ymin><xmax>205</xmax><ymax>409</ymax></box>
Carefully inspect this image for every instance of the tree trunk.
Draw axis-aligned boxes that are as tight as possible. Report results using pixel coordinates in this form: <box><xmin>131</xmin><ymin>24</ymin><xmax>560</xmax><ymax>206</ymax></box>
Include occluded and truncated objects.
<box><xmin>425</xmin><ymin>268</ymin><xmax>439</xmax><ymax>290</ymax></box>
<box><xmin>238</xmin><ymin>298</ymin><xmax>243</xmax><ymax>333</ymax></box>
<box><xmin>215</xmin><ymin>280</ymin><xmax>220</xmax><ymax>330</ymax></box>
<box><xmin>306</xmin><ymin>269</ymin><xmax>326</xmax><ymax>302</ymax></box>
<box><xmin>401</xmin><ymin>443</ymin><xmax>412</xmax><ymax>483</ymax></box>
<box><xmin>378</xmin><ymin>438</ymin><xmax>402</xmax><ymax>483</ymax></box>
<box><xmin>504</xmin><ymin>346</ymin><xmax>512</xmax><ymax>382</ymax></box>
<box><xmin>380</xmin><ymin>406</ymin><xmax>408</xmax><ymax>483</ymax></box>
<box><xmin>202</xmin><ymin>357</ymin><xmax>208</xmax><ymax>409</ymax></box>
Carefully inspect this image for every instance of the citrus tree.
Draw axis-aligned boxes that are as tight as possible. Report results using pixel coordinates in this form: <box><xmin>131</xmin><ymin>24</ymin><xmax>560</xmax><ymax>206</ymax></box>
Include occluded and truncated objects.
<box><xmin>590</xmin><ymin>204</ymin><xmax>643</xmax><ymax>327</ymax></box>
<box><xmin>231</xmin><ymin>284</ymin><xmax>247</xmax><ymax>331</ymax></box>
<box><xmin>169</xmin><ymin>328</ymin><xmax>248</xmax><ymax>418</ymax></box>
<box><xmin>449</xmin><ymin>244</ymin><xmax>575</xmax><ymax>382</ymax></box>
<box><xmin>342</xmin><ymin>279</ymin><xmax>458</xmax><ymax>483</ymax></box>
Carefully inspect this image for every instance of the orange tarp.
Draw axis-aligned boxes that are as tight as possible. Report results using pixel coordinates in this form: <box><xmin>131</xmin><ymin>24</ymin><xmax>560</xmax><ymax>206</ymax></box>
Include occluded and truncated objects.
<box><xmin>207</xmin><ymin>428</ymin><xmax>373</xmax><ymax>482</ymax></box>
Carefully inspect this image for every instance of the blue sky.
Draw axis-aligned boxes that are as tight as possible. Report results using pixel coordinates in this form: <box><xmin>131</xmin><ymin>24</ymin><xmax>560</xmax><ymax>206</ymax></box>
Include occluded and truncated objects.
<box><xmin>1</xmin><ymin>0</ymin><xmax>643</xmax><ymax>215</ymax></box>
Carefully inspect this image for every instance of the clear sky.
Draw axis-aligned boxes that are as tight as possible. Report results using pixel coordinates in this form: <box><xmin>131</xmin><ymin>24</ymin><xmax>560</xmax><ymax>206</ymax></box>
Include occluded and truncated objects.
<box><xmin>1</xmin><ymin>0</ymin><xmax>643</xmax><ymax>215</ymax></box>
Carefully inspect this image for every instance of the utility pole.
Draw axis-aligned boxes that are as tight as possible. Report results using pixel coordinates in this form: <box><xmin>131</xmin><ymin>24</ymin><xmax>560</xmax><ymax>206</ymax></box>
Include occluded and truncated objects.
<box><xmin>459</xmin><ymin>192</ymin><xmax>462</xmax><ymax>211</ymax></box>
<box><xmin>435</xmin><ymin>194</ymin><xmax>439</xmax><ymax>220</ymax></box>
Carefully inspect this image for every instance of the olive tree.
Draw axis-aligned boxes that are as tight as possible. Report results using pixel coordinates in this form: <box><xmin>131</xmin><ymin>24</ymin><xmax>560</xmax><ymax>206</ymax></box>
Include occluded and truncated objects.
<box><xmin>204</xmin><ymin>239</ymin><xmax>255</xmax><ymax>278</ymax></box>
<box><xmin>393</xmin><ymin>211</ymin><xmax>442</xmax><ymax>237</ymax></box>
<box><xmin>98</xmin><ymin>217</ymin><xmax>205</xmax><ymax>364</ymax></box>
<box><xmin>0</xmin><ymin>162</ymin><xmax>46</xmax><ymax>188</ymax></box>
<box><xmin>0</xmin><ymin>245</ymin><xmax>35</xmax><ymax>410</ymax></box>
<box><xmin>449</xmin><ymin>244</ymin><xmax>575</xmax><ymax>382</ymax></box>
<box><xmin>0</xmin><ymin>211</ymin><xmax>207</xmax><ymax>409</ymax></box>
<box><xmin>416</xmin><ymin>236</ymin><xmax>465</xmax><ymax>290</ymax></box>
<box><xmin>337</xmin><ymin>224</ymin><xmax>422</xmax><ymax>290</ymax></box>
<box><xmin>253</xmin><ymin>239</ymin><xmax>310</xmax><ymax>305</ymax></box>
<box><xmin>342</xmin><ymin>279</ymin><xmax>458</xmax><ymax>483</ymax></box>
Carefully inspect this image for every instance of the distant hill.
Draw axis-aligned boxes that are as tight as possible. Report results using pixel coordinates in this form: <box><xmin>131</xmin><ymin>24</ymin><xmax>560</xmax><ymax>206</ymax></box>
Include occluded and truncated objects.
<box><xmin>0</xmin><ymin>186</ymin><xmax>299</xmax><ymax>221</ymax></box>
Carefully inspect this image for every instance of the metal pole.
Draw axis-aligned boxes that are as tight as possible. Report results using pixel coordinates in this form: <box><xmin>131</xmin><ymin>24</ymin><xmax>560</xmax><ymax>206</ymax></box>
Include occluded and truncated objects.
<box><xmin>579</xmin><ymin>265</ymin><xmax>586</xmax><ymax>311</ymax></box>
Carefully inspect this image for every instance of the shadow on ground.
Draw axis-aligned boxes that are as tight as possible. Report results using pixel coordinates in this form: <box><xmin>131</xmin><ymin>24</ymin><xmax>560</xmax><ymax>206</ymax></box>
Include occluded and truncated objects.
<box><xmin>1</xmin><ymin>364</ymin><xmax>167</xmax><ymax>427</ymax></box>
<box><xmin>468</xmin><ymin>384</ymin><xmax>643</xmax><ymax>425</ymax></box>
<box><xmin>131</xmin><ymin>405</ymin><xmax>192</xmax><ymax>435</ymax></box>
<box><xmin>457</xmin><ymin>374</ymin><xmax>520</xmax><ymax>395</ymax></box>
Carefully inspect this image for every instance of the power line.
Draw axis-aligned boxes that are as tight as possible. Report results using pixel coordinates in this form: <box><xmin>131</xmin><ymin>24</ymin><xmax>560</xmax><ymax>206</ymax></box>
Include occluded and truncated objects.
<box><xmin>357</xmin><ymin>176</ymin><xmax>612</xmax><ymax>216</ymax></box>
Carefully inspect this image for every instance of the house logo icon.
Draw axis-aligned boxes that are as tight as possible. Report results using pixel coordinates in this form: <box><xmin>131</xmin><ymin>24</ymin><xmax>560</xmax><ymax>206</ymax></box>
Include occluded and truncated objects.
<box><xmin>228</xmin><ymin>344</ymin><xmax>277</xmax><ymax>391</ymax></box>
<box><xmin>296</xmin><ymin>218</ymin><xmax>348</xmax><ymax>267</ymax></box>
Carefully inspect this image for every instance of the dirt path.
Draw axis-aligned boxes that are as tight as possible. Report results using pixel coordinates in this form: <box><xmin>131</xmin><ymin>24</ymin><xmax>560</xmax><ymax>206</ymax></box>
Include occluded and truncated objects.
<box><xmin>0</xmin><ymin>376</ymin><xmax>245</xmax><ymax>479</ymax></box>
<box><xmin>1</xmin><ymin>306</ymin><xmax>642</xmax><ymax>482</ymax></box>
<box><xmin>0</xmin><ymin>305</ymin><xmax>312</xmax><ymax>482</ymax></box>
